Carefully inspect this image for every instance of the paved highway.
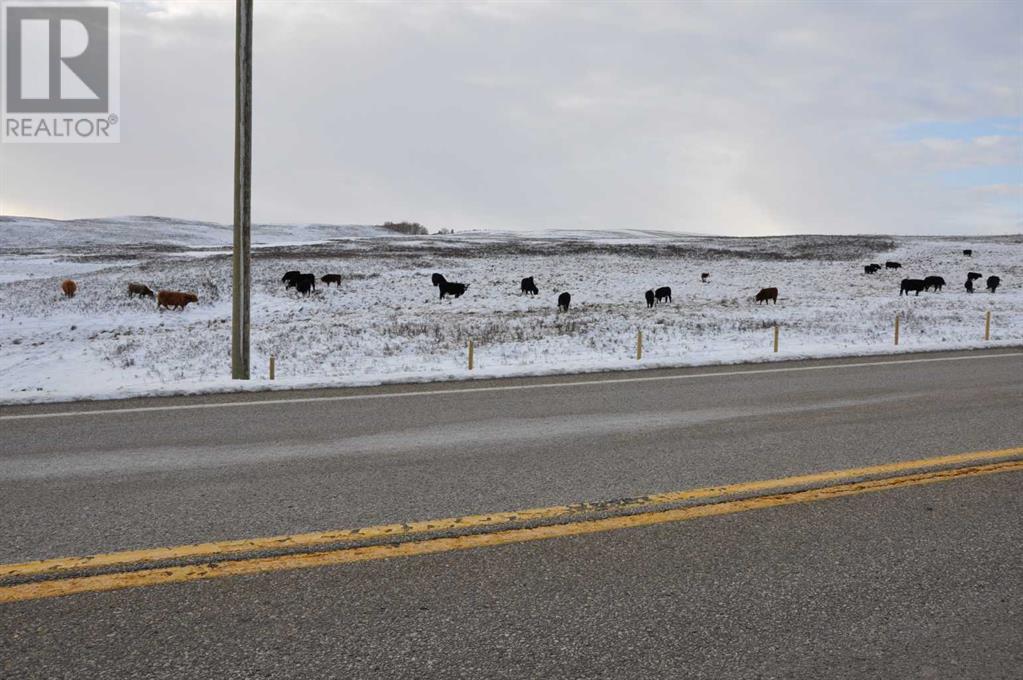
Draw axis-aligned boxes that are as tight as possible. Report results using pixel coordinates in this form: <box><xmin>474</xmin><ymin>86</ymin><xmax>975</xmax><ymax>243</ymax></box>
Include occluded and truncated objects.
<box><xmin>1</xmin><ymin>348</ymin><xmax>1021</xmax><ymax>678</ymax></box>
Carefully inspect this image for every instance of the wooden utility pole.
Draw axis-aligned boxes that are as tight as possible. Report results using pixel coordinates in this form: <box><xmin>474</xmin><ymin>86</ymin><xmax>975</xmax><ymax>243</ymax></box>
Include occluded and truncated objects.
<box><xmin>232</xmin><ymin>0</ymin><xmax>253</xmax><ymax>379</ymax></box>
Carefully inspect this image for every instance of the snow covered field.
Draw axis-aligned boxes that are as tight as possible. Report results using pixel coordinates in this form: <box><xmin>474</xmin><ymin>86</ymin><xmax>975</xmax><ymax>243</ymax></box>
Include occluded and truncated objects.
<box><xmin>1</xmin><ymin>216</ymin><xmax>1019</xmax><ymax>404</ymax></box>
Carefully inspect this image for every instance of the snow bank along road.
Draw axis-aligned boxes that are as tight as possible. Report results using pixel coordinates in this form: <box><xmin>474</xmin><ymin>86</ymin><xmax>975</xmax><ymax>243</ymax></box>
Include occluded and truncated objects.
<box><xmin>1</xmin><ymin>349</ymin><xmax>1021</xmax><ymax>677</ymax></box>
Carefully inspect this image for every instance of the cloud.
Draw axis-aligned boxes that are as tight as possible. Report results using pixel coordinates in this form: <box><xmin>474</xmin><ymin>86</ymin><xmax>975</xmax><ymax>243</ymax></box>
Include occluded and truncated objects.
<box><xmin>1</xmin><ymin>0</ymin><xmax>1020</xmax><ymax>234</ymax></box>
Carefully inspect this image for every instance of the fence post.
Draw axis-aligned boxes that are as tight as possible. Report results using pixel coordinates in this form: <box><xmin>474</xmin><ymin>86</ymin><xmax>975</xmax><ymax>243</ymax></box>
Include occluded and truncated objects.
<box><xmin>894</xmin><ymin>314</ymin><xmax>900</xmax><ymax>346</ymax></box>
<box><xmin>468</xmin><ymin>339</ymin><xmax>474</xmax><ymax>370</ymax></box>
<box><xmin>984</xmin><ymin>311</ymin><xmax>991</xmax><ymax>341</ymax></box>
<box><xmin>269</xmin><ymin>355</ymin><xmax>275</xmax><ymax>380</ymax></box>
<box><xmin>636</xmin><ymin>330</ymin><xmax>643</xmax><ymax>361</ymax></box>
<box><xmin>773</xmin><ymin>324</ymin><xmax>779</xmax><ymax>353</ymax></box>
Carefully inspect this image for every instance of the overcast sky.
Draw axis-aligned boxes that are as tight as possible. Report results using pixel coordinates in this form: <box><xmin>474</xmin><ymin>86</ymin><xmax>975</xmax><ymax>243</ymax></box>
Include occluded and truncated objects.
<box><xmin>1</xmin><ymin>0</ymin><xmax>1021</xmax><ymax>234</ymax></box>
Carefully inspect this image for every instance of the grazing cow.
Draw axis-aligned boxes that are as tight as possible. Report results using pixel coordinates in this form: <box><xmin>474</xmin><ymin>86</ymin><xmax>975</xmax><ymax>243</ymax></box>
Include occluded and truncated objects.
<box><xmin>291</xmin><ymin>273</ymin><xmax>316</xmax><ymax>294</ymax></box>
<box><xmin>61</xmin><ymin>279</ymin><xmax>77</xmax><ymax>298</ymax></box>
<box><xmin>431</xmin><ymin>273</ymin><xmax>447</xmax><ymax>287</ymax></box>
<box><xmin>967</xmin><ymin>272</ymin><xmax>982</xmax><ymax>281</ymax></box>
<box><xmin>864</xmin><ymin>263</ymin><xmax>881</xmax><ymax>274</ymax></box>
<box><xmin>655</xmin><ymin>286</ymin><xmax>672</xmax><ymax>304</ymax></box>
<box><xmin>645</xmin><ymin>290</ymin><xmax>655</xmax><ymax>308</ymax></box>
<box><xmin>963</xmin><ymin>249</ymin><xmax>972</xmax><ymax>256</ymax></box>
<box><xmin>157</xmin><ymin>290</ymin><xmax>198</xmax><ymax>310</ymax></box>
<box><xmin>900</xmin><ymin>278</ymin><xmax>925</xmax><ymax>296</ymax></box>
<box><xmin>127</xmin><ymin>283</ymin><xmax>155</xmax><ymax>299</ymax></box>
<box><xmin>923</xmin><ymin>276</ymin><xmax>946</xmax><ymax>292</ymax></box>
<box><xmin>320</xmin><ymin>274</ymin><xmax>342</xmax><ymax>287</ymax></box>
<box><xmin>755</xmin><ymin>287</ymin><xmax>778</xmax><ymax>304</ymax></box>
<box><xmin>284</xmin><ymin>272</ymin><xmax>312</xmax><ymax>289</ymax></box>
<box><xmin>885</xmin><ymin>261</ymin><xmax>902</xmax><ymax>270</ymax></box>
<box><xmin>986</xmin><ymin>276</ymin><xmax>1001</xmax><ymax>293</ymax></box>
<box><xmin>701</xmin><ymin>272</ymin><xmax>710</xmax><ymax>283</ymax></box>
<box><xmin>281</xmin><ymin>271</ymin><xmax>301</xmax><ymax>285</ymax></box>
<box><xmin>558</xmin><ymin>292</ymin><xmax>571</xmax><ymax>312</ymax></box>
<box><xmin>520</xmin><ymin>276</ymin><xmax>539</xmax><ymax>296</ymax></box>
<box><xmin>439</xmin><ymin>281</ymin><xmax>469</xmax><ymax>299</ymax></box>
<box><xmin>964</xmin><ymin>278</ymin><xmax>974</xmax><ymax>294</ymax></box>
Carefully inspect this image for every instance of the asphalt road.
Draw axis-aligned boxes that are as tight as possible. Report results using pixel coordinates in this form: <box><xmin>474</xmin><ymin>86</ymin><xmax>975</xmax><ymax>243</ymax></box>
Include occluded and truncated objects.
<box><xmin>1</xmin><ymin>348</ymin><xmax>1022</xmax><ymax>678</ymax></box>
<box><xmin>2</xmin><ymin>349</ymin><xmax>1021</xmax><ymax>562</ymax></box>
<box><xmin>3</xmin><ymin>470</ymin><xmax>1020</xmax><ymax>679</ymax></box>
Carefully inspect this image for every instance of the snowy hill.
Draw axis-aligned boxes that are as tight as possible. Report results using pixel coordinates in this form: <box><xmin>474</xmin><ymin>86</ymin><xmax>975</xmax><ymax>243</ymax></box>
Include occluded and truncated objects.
<box><xmin>0</xmin><ymin>215</ymin><xmax>717</xmax><ymax>252</ymax></box>
<box><xmin>0</xmin><ymin>215</ymin><xmax>397</xmax><ymax>250</ymax></box>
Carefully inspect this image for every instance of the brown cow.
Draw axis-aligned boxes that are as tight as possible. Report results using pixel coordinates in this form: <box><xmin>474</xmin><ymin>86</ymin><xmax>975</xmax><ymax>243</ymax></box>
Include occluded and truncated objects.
<box><xmin>755</xmin><ymin>287</ymin><xmax>778</xmax><ymax>304</ymax></box>
<box><xmin>157</xmin><ymin>290</ymin><xmax>199</xmax><ymax>310</ymax></box>
<box><xmin>128</xmin><ymin>282</ymin><xmax>155</xmax><ymax>298</ymax></box>
<box><xmin>61</xmin><ymin>280</ymin><xmax>77</xmax><ymax>298</ymax></box>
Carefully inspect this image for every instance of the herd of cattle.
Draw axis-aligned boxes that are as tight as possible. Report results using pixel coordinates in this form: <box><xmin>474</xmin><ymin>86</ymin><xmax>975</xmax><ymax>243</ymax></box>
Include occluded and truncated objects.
<box><xmin>55</xmin><ymin>249</ymin><xmax>1005</xmax><ymax>312</ymax></box>
<box><xmin>280</xmin><ymin>270</ymin><xmax>345</xmax><ymax>294</ymax></box>
<box><xmin>437</xmin><ymin>272</ymin><xmax>765</xmax><ymax>310</ymax></box>
<box><xmin>59</xmin><ymin>279</ymin><xmax>199</xmax><ymax>309</ymax></box>
<box><xmin>432</xmin><ymin>273</ymin><xmax>774</xmax><ymax>310</ymax></box>
<box><xmin>865</xmin><ymin>258</ymin><xmax>1003</xmax><ymax>297</ymax></box>
<box><xmin>518</xmin><ymin>276</ymin><xmax>571</xmax><ymax>311</ymax></box>
<box><xmin>275</xmin><ymin>268</ymin><xmax>725</xmax><ymax>312</ymax></box>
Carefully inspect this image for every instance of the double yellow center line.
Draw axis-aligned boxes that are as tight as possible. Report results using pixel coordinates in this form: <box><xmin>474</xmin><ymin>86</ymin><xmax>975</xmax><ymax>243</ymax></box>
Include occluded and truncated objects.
<box><xmin>2</xmin><ymin>446</ymin><xmax>1020</xmax><ymax>604</ymax></box>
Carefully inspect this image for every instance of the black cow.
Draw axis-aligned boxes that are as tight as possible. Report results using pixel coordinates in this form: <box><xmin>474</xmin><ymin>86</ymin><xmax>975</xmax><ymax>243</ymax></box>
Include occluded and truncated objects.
<box><xmin>900</xmin><ymin>278</ymin><xmax>925</xmax><ymax>296</ymax></box>
<box><xmin>282</xmin><ymin>270</ymin><xmax>302</xmax><ymax>286</ymax></box>
<box><xmin>987</xmin><ymin>276</ymin><xmax>1001</xmax><ymax>293</ymax></box>
<box><xmin>963</xmin><ymin>249</ymin><xmax>972</xmax><ymax>256</ymax></box>
<box><xmin>886</xmin><ymin>261</ymin><xmax>902</xmax><ymax>270</ymax></box>
<box><xmin>645</xmin><ymin>290</ymin><xmax>655</xmax><ymax>308</ymax></box>
<box><xmin>321</xmin><ymin>274</ymin><xmax>342</xmax><ymax>287</ymax></box>
<box><xmin>520</xmin><ymin>276</ymin><xmax>539</xmax><ymax>296</ymax></box>
<box><xmin>864</xmin><ymin>263</ymin><xmax>881</xmax><ymax>274</ymax></box>
<box><xmin>294</xmin><ymin>273</ymin><xmax>316</xmax><ymax>295</ymax></box>
<box><xmin>923</xmin><ymin>276</ymin><xmax>945</xmax><ymax>292</ymax></box>
<box><xmin>755</xmin><ymin>287</ymin><xmax>778</xmax><ymax>304</ymax></box>
<box><xmin>431</xmin><ymin>273</ymin><xmax>447</xmax><ymax>286</ymax></box>
<box><xmin>439</xmin><ymin>281</ymin><xmax>469</xmax><ymax>299</ymax></box>
<box><xmin>655</xmin><ymin>286</ymin><xmax>672</xmax><ymax>304</ymax></box>
<box><xmin>558</xmin><ymin>292</ymin><xmax>571</xmax><ymax>312</ymax></box>
<box><xmin>967</xmin><ymin>272</ymin><xmax>983</xmax><ymax>281</ymax></box>
<box><xmin>127</xmin><ymin>283</ymin><xmax>155</xmax><ymax>299</ymax></box>
<box><xmin>964</xmin><ymin>278</ymin><xmax>974</xmax><ymax>294</ymax></box>
<box><xmin>701</xmin><ymin>272</ymin><xmax>710</xmax><ymax>283</ymax></box>
<box><xmin>285</xmin><ymin>272</ymin><xmax>315</xmax><ymax>290</ymax></box>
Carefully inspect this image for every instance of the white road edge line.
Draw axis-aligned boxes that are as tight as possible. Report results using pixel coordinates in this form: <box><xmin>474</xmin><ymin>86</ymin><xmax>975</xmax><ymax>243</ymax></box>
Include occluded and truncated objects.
<box><xmin>2</xmin><ymin>351</ymin><xmax>1021</xmax><ymax>421</ymax></box>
